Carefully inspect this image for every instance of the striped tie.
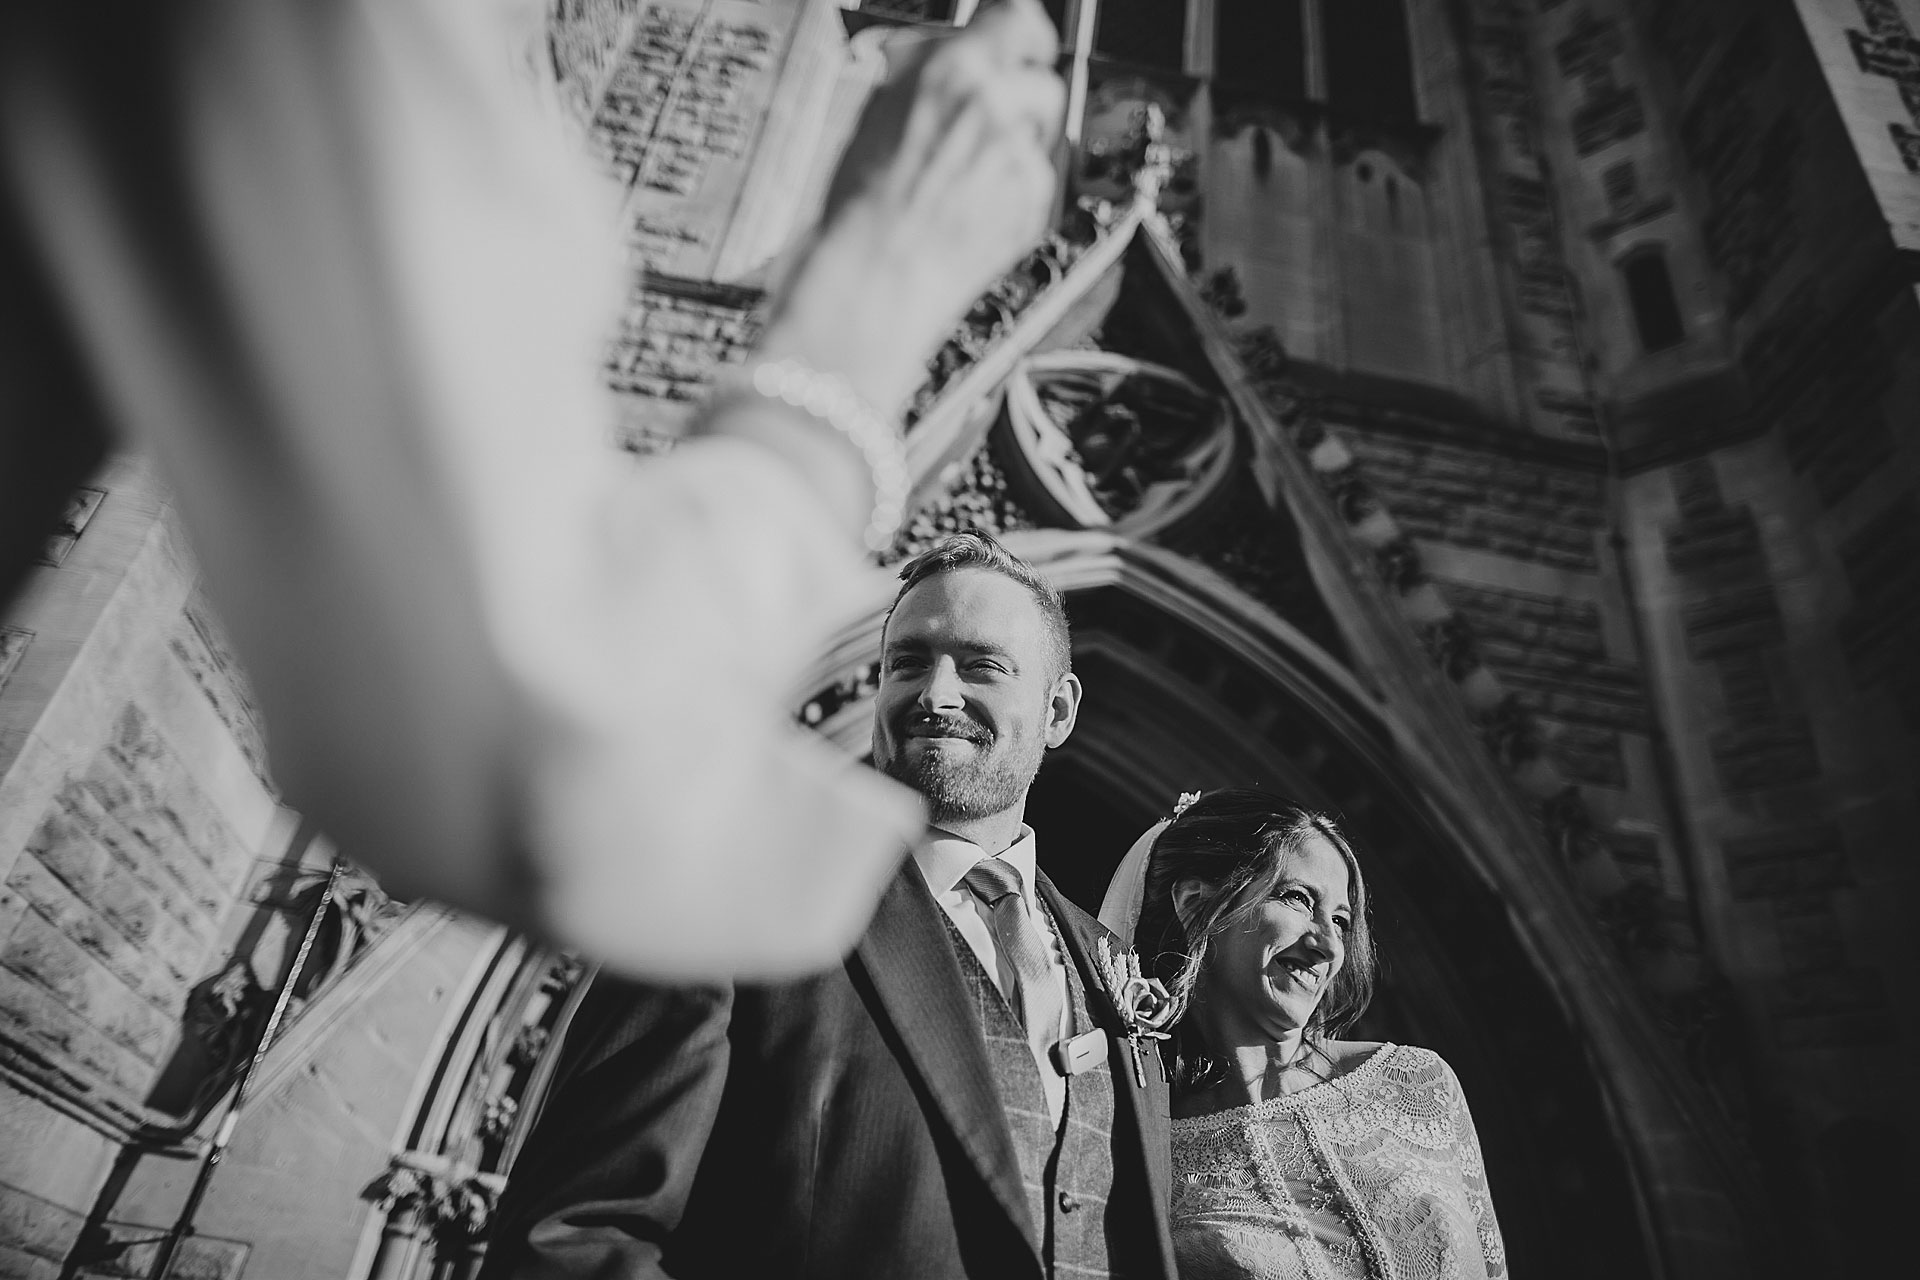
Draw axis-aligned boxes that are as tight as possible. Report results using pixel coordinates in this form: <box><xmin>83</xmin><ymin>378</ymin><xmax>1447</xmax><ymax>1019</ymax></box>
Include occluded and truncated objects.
<box><xmin>962</xmin><ymin>857</ymin><xmax>1066</xmax><ymax>1050</ymax></box>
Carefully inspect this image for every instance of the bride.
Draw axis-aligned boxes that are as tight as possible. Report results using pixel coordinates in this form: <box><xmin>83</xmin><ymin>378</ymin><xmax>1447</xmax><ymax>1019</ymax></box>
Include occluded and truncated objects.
<box><xmin>1100</xmin><ymin>789</ymin><xmax>1507</xmax><ymax>1279</ymax></box>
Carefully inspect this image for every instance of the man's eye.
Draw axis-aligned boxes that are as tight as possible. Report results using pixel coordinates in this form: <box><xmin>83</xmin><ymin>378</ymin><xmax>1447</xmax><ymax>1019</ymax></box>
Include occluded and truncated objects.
<box><xmin>969</xmin><ymin>660</ymin><xmax>1006</xmax><ymax>674</ymax></box>
<box><xmin>886</xmin><ymin>657</ymin><xmax>924</xmax><ymax>673</ymax></box>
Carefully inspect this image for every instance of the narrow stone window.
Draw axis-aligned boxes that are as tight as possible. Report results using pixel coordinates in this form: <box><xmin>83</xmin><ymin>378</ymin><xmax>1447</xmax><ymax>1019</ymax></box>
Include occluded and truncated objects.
<box><xmin>1214</xmin><ymin>0</ymin><xmax>1307</xmax><ymax>98</ymax></box>
<box><xmin>1620</xmin><ymin>247</ymin><xmax>1685</xmax><ymax>352</ymax></box>
<box><xmin>1096</xmin><ymin>0</ymin><xmax>1188</xmax><ymax>72</ymax></box>
<box><xmin>1324</xmin><ymin>0</ymin><xmax>1418</xmax><ymax>123</ymax></box>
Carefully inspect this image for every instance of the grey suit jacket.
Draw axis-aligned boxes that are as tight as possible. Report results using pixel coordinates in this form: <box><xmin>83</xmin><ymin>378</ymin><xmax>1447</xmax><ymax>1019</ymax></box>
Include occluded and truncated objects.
<box><xmin>479</xmin><ymin>863</ymin><xmax>1178</xmax><ymax>1280</ymax></box>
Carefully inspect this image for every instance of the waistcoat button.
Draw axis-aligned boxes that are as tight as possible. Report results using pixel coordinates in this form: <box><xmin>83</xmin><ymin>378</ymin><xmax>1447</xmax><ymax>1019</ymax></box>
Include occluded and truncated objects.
<box><xmin>1057</xmin><ymin>1191</ymin><xmax>1082</xmax><ymax>1213</ymax></box>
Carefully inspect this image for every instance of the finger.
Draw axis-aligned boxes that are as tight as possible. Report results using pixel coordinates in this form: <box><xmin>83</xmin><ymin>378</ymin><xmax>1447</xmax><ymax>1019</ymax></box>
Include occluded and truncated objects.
<box><xmin>991</xmin><ymin>143</ymin><xmax>1061</xmax><ymax>253</ymax></box>
<box><xmin>986</xmin><ymin>65</ymin><xmax>1067</xmax><ymax>150</ymax></box>
<box><xmin>901</xmin><ymin>89</ymin><xmax>992</xmax><ymax>213</ymax></box>
<box><xmin>965</xmin><ymin>0</ymin><xmax>1060</xmax><ymax>69</ymax></box>
<box><xmin>878</xmin><ymin>26</ymin><xmax>942</xmax><ymax>81</ymax></box>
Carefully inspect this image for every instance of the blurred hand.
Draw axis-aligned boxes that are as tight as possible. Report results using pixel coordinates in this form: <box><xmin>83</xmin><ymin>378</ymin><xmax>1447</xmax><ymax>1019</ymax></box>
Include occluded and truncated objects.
<box><xmin>761</xmin><ymin>0</ymin><xmax>1066</xmax><ymax>411</ymax></box>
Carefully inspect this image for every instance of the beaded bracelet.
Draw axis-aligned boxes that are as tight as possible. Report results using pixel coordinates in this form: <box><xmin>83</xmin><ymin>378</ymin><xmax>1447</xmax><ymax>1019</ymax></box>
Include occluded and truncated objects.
<box><xmin>718</xmin><ymin>357</ymin><xmax>910</xmax><ymax>554</ymax></box>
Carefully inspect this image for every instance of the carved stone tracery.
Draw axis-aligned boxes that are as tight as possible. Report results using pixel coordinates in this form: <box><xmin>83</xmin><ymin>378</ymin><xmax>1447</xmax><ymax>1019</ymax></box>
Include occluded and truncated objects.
<box><xmin>998</xmin><ymin>352</ymin><xmax>1234</xmax><ymax>535</ymax></box>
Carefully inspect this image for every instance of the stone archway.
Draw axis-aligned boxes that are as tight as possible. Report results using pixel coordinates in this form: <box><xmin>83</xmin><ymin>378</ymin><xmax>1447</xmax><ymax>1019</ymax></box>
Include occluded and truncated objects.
<box><xmin>810</xmin><ymin>532</ymin><xmax>1660</xmax><ymax>1278</ymax></box>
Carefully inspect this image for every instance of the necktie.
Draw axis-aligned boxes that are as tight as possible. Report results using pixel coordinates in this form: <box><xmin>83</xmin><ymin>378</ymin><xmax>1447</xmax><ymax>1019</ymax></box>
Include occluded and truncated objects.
<box><xmin>962</xmin><ymin>857</ymin><xmax>1066</xmax><ymax>1048</ymax></box>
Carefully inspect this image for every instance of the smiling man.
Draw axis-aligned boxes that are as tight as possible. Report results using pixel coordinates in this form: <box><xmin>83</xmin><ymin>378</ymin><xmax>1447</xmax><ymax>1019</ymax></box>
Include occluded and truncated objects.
<box><xmin>874</xmin><ymin>535</ymin><xmax>1076</xmax><ymax>843</ymax></box>
<box><xmin>480</xmin><ymin>532</ymin><xmax>1177</xmax><ymax>1280</ymax></box>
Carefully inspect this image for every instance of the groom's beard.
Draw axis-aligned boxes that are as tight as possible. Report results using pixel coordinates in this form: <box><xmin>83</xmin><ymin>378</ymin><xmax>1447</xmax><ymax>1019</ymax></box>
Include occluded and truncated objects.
<box><xmin>878</xmin><ymin>712</ymin><xmax>1046</xmax><ymax>827</ymax></box>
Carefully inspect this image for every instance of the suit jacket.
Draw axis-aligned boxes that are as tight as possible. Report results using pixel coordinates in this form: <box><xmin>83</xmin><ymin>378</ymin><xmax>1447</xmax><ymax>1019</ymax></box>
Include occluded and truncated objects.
<box><xmin>480</xmin><ymin>864</ymin><xmax>1178</xmax><ymax>1280</ymax></box>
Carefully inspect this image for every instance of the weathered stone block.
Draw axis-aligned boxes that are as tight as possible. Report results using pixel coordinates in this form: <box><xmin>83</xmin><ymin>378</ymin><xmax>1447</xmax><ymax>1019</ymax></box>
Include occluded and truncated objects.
<box><xmin>1539</xmin><ymin>721</ymin><xmax>1628</xmax><ymax>788</ymax></box>
<box><xmin>1839</xmin><ymin>494</ymin><xmax>1920</xmax><ymax>732</ymax></box>
<box><xmin>1772</xmin><ymin>902</ymin><xmax>1850</xmax><ymax>975</ymax></box>
<box><xmin>1708</xmin><ymin>717</ymin><xmax>1821</xmax><ymax>793</ymax></box>
<box><xmin>29</xmin><ymin>787</ymin><xmax>220</xmax><ymax>956</ymax></box>
<box><xmin>68</xmin><ymin>1219</ymin><xmax>250</xmax><ymax>1280</ymax></box>
<box><xmin>1438</xmin><ymin>581</ymin><xmax>1647</xmax><ymax>732</ymax></box>
<box><xmin>1722</xmin><ymin>826</ymin><xmax>1850</xmax><ymax>900</ymax></box>
<box><xmin>0</xmin><ymin>1176</ymin><xmax>83</xmax><ymax>1276</ymax></box>
<box><xmin>1768</xmin><ymin>966</ymin><xmax>1887</xmax><ymax>1020</ymax></box>
<box><xmin>1663</xmin><ymin>504</ymin><xmax>1765</xmax><ymax>577</ymax></box>
<box><xmin>166</xmin><ymin>596</ymin><xmax>270</xmax><ymax>789</ymax></box>
<box><xmin>1680</xmin><ymin>585</ymin><xmax>1784</xmax><ymax>659</ymax></box>
<box><xmin>1605</xmin><ymin>830</ymin><xmax>1664</xmax><ymax>889</ymax></box>
<box><xmin>94</xmin><ymin>706</ymin><xmax>251</xmax><ymax>886</ymax></box>
<box><xmin>1337</xmin><ymin>434</ymin><xmax>1605</xmax><ymax>571</ymax></box>
<box><xmin>0</xmin><ymin>964</ymin><xmax>154</xmax><ymax>1097</ymax></box>
<box><xmin>5</xmin><ymin>856</ymin><xmax>187</xmax><ymax>1012</ymax></box>
<box><xmin>17</xmin><ymin>803</ymin><xmax>209</xmax><ymax>987</ymax></box>
<box><xmin>0</xmin><ymin>911</ymin><xmax>174</xmax><ymax>1066</ymax></box>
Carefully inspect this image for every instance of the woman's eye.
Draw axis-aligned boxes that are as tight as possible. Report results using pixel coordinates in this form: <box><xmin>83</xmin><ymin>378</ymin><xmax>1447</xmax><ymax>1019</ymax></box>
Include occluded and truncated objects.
<box><xmin>1333</xmin><ymin>916</ymin><xmax>1352</xmax><ymax>934</ymax></box>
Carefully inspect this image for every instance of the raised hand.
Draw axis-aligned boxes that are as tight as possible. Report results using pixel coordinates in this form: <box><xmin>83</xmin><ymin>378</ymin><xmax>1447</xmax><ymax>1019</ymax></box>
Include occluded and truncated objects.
<box><xmin>761</xmin><ymin>0</ymin><xmax>1067</xmax><ymax>413</ymax></box>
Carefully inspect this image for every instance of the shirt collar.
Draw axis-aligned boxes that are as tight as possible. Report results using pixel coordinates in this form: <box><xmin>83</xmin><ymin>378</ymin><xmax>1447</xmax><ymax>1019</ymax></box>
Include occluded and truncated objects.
<box><xmin>912</xmin><ymin>825</ymin><xmax>1039</xmax><ymax>901</ymax></box>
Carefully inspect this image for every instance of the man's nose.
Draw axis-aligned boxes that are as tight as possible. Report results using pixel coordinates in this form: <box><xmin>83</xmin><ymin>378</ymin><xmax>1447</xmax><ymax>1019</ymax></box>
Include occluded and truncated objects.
<box><xmin>916</xmin><ymin>656</ymin><xmax>966</xmax><ymax>712</ymax></box>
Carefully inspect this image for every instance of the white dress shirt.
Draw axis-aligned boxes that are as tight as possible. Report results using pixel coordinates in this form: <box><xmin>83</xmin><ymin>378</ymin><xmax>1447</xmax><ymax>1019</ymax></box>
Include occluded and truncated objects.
<box><xmin>913</xmin><ymin>826</ymin><xmax>1072</xmax><ymax>1125</ymax></box>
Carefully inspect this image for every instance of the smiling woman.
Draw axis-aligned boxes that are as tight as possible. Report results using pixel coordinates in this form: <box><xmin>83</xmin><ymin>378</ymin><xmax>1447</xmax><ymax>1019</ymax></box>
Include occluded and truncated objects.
<box><xmin>1114</xmin><ymin>788</ymin><xmax>1507</xmax><ymax>1280</ymax></box>
<box><xmin>1129</xmin><ymin>791</ymin><xmax>1377</xmax><ymax>1097</ymax></box>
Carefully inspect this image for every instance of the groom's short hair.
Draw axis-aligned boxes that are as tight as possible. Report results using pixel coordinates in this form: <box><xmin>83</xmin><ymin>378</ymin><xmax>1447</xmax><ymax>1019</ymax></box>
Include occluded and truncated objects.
<box><xmin>885</xmin><ymin>530</ymin><xmax>1072</xmax><ymax>681</ymax></box>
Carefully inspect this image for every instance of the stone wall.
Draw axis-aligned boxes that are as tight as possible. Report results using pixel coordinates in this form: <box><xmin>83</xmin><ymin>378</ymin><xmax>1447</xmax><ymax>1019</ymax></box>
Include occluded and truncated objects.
<box><xmin>1</xmin><ymin>466</ymin><xmax>263</xmax><ymax>1117</ymax></box>
<box><xmin>604</xmin><ymin>276</ymin><xmax>763</xmax><ymax>451</ymax></box>
<box><xmin>0</xmin><ymin>460</ymin><xmax>317</xmax><ymax>1273</ymax></box>
<box><xmin>1525</xmin><ymin>0</ymin><xmax>1736</xmax><ymax>432</ymax></box>
<box><xmin>1452</xmin><ymin>0</ymin><xmax>1603</xmax><ymax>439</ymax></box>
<box><xmin>1337</xmin><ymin>431</ymin><xmax>1606</xmax><ymax>570</ymax></box>
<box><xmin>1439</xmin><ymin>579</ymin><xmax>1647</xmax><ymax>787</ymax></box>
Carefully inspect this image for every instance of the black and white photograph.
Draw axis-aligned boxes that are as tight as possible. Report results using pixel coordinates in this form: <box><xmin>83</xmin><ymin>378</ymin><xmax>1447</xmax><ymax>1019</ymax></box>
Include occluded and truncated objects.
<box><xmin>0</xmin><ymin>2</ymin><xmax>1912</xmax><ymax>1277</ymax></box>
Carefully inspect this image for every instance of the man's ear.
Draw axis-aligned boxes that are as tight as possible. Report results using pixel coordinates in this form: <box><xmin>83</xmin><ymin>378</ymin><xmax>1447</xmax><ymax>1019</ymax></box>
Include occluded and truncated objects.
<box><xmin>1044</xmin><ymin>671</ymin><xmax>1081</xmax><ymax>749</ymax></box>
<box><xmin>1170</xmin><ymin>877</ymin><xmax>1210</xmax><ymax>932</ymax></box>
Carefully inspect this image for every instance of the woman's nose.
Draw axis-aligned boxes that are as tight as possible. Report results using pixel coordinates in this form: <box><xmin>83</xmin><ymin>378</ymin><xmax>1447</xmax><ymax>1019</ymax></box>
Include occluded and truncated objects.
<box><xmin>1302</xmin><ymin>915</ymin><xmax>1339</xmax><ymax>957</ymax></box>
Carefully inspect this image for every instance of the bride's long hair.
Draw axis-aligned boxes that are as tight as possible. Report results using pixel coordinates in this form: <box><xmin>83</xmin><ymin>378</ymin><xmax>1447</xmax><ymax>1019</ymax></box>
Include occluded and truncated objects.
<box><xmin>1134</xmin><ymin>788</ymin><xmax>1378</xmax><ymax>1091</ymax></box>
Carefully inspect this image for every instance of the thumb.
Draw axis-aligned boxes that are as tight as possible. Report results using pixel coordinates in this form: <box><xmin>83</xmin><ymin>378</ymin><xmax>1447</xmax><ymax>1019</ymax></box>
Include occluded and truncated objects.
<box><xmin>878</xmin><ymin>26</ymin><xmax>942</xmax><ymax>80</ymax></box>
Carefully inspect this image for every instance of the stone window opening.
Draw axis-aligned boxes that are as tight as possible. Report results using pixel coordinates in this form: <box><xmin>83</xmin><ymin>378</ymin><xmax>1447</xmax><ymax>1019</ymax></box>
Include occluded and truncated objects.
<box><xmin>1618</xmin><ymin>245</ymin><xmax>1685</xmax><ymax>353</ymax></box>
<box><xmin>1082</xmin><ymin>1</ymin><xmax>1420</xmax><ymax>125</ymax></box>
<box><xmin>1209</xmin><ymin>0</ymin><xmax>1419</xmax><ymax>123</ymax></box>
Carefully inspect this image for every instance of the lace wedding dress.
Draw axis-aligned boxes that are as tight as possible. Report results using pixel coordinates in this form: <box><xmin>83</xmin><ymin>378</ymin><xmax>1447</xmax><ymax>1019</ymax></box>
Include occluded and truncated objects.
<box><xmin>1170</xmin><ymin>1044</ymin><xmax>1507</xmax><ymax>1280</ymax></box>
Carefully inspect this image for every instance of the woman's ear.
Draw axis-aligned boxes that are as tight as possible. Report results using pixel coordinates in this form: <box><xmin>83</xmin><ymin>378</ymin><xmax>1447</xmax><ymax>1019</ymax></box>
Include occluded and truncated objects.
<box><xmin>1170</xmin><ymin>877</ymin><xmax>1210</xmax><ymax>932</ymax></box>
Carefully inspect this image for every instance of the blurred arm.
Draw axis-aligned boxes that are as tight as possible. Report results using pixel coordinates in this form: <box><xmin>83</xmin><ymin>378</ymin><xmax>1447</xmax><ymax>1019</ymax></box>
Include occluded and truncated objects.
<box><xmin>480</xmin><ymin>977</ymin><xmax>734</xmax><ymax>1280</ymax></box>
<box><xmin>0</xmin><ymin>0</ymin><xmax>1064</xmax><ymax>979</ymax></box>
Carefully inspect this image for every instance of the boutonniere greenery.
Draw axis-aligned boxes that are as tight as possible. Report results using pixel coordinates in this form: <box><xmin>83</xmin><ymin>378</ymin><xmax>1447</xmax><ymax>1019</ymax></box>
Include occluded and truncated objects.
<box><xmin>1096</xmin><ymin>936</ymin><xmax>1176</xmax><ymax>1086</ymax></box>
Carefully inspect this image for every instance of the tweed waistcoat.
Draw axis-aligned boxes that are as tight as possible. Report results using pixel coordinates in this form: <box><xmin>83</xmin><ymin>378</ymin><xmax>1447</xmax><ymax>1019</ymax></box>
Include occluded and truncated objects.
<box><xmin>941</xmin><ymin>908</ymin><xmax>1122</xmax><ymax>1279</ymax></box>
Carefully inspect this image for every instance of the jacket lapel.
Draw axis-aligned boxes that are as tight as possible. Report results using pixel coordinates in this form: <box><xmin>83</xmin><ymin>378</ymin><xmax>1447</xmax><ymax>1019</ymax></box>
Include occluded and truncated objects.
<box><xmin>1038</xmin><ymin>874</ymin><xmax>1179</xmax><ymax>1280</ymax></box>
<box><xmin>850</xmin><ymin>867</ymin><xmax>1042</xmax><ymax>1264</ymax></box>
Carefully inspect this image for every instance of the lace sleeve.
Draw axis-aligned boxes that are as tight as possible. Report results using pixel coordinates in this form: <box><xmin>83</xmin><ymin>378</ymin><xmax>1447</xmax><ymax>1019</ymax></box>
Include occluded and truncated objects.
<box><xmin>1440</xmin><ymin>1057</ymin><xmax>1508</xmax><ymax>1278</ymax></box>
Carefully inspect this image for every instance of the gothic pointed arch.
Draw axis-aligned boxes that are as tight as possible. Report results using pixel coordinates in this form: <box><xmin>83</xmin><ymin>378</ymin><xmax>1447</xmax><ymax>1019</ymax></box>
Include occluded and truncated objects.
<box><xmin>792</xmin><ymin>207</ymin><xmax>1768</xmax><ymax>1276</ymax></box>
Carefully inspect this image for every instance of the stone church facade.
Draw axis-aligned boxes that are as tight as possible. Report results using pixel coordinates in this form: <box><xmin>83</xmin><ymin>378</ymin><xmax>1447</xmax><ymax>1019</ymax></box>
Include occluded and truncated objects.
<box><xmin>1</xmin><ymin>1</ymin><xmax>1913</xmax><ymax>1276</ymax></box>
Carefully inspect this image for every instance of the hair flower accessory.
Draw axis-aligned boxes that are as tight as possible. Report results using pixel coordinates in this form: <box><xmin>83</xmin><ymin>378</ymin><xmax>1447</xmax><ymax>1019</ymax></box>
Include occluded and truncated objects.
<box><xmin>1096</xmin><ymin>935</ymin><xmax>1176</xmax><ymax>1086</ymax></box>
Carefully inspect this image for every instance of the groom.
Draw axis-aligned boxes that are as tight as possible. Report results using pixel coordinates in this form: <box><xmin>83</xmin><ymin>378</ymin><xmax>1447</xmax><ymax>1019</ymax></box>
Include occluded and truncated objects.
<box><xmin>479</xmin><ymin>531</ymin><xmax>1176</xmax><ymax>1280</ymax></box>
